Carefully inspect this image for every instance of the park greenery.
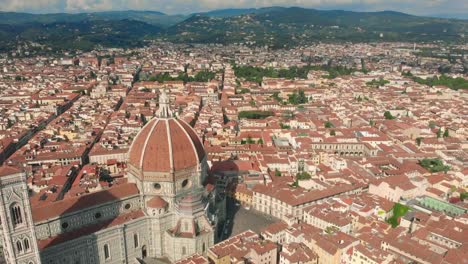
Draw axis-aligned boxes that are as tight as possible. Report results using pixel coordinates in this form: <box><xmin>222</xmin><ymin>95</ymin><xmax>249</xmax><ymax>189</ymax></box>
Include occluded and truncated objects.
<box><xmin>387</xmin><ymin>203</ymin><xmax>410</xmax><ymax>228</ymax></box>
<box><xmin>238</xmin><ymin>110</ymin><xmax>274</xmax><ymax>120</ymax></box>
<box><xmin>280</xmin><ymin>123</ymin><xmax>291</xmax><ymax>129</ymax></box>
<box><xmin>233</xmin><ymin>65</ymin><xmax>357</xmax><ymax>84</ymax></box>
<box><xmin>146</xmin><ymin>70</ymin><xmax>216</xmax><ymax>83</ymax></box>
<box><xmin>403</xmin><ymin>72</ymin><xmax>468</xmax><ymax>90</ymax></box>
<box><xmin>366</xmin><ymin>78</ymin><xmax>390</xmax><ymax>88</ymax></box>
<box><xmin>272</xmin><ymin>92</ymin><xmax>283</xmax><ymax>103</ymax></box>
<box><xmin>288</xmin><ymin>90</ymin><xmax>308</xmax><ymax>105</ymax></box>
<box><xmin>296</xmin><ymin>171</ymin><xmax>312</xmax><ymax>180</ymax></box>
<box><xmin>419</xmin><ymin>158</ymin><xmax>450</xmax><ymax>173</ymax></box>
<box><xmin>241</xmin><ymin>137</ymin><xmax>257</xmax><ymax>145</ymax></box>
<box><xmin>324</xmin><ymin>121</ymin><xmax>334</xmax><ymax>128</ymax></box>
<box><xmin>461</xmin><ymin>192</ymin><xmax>468</xmax><ymax>201</ymax></box>
<box><xmin>275</xmin><ymin>169</ymin><xmax>282</xmax><ymax>177</ymax></box>
<box><xmin>416</xmin><ymin>137</ymin><xmax>423</xmax><ymax>146</ymax></box>
<box><xmin>437</xmin><ymin>128</ymin><xmax>449</xmax><ymax>138</ymax></box>
<box><xmin>384</xmin><ymin>111</ymin><xmax>396</xmax><ymax>120</ymax></box>
<box><xmin>238</xmin><ymin>88</ymin><xmax>251</xmax><ymax>94</ymax></box>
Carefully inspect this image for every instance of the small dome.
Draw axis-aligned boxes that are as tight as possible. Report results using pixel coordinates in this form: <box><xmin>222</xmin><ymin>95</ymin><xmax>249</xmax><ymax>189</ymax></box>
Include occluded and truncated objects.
<box><xmin>147</xmin><ymin>196</ymin><xmax>168</xmax><ymax>208</ymax></box>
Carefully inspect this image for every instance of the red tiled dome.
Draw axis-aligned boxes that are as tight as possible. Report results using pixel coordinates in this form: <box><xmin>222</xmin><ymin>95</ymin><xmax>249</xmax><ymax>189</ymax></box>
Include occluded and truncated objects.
<box><xmin>128</xmin><ymin>117</ymin><xmax>205</xmax><ymax>175</ymax></box>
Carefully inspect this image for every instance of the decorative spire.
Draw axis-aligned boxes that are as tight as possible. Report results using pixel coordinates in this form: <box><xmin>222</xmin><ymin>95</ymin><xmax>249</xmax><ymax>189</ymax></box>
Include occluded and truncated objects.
<box><xmin>156</xmin><ymin>89</ymin><xmax>173</xmax><ymax>118</ymax></box>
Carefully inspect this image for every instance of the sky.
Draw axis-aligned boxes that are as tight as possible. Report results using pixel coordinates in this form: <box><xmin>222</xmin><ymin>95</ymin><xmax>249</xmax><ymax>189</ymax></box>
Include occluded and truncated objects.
<box><xmin>0</xmin><ymin>0</ymin><xmax>467</xmax><ymax>17</ymax></box>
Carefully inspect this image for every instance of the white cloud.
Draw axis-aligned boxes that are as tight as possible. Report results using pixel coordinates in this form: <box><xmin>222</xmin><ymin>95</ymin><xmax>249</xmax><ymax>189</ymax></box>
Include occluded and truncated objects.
<box><xmin>0</xmin><ymin>0</ymin><xmax>61</xmax><ymax>12</ymax></box>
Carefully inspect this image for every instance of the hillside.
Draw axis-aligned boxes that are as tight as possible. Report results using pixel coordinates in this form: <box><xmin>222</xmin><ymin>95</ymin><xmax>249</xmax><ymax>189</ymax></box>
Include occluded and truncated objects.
<box><xmin>0</xmin><ymin>7</ymin><xmax>467</xmax><ymax>51</ymax></box>
<box><xmin>0</xmin><ymin>19</ymin><xmax>162</xmax><ymax>51</ymax></box>
<box><xmin>166</xmin><ymin>7</ymin><xmax>468</xmax><ymax>47</ymax></box>
<box><xmin>0</xmin><ymin>10</ymin><xmax>187</xmax><ymax>27</ymax></box>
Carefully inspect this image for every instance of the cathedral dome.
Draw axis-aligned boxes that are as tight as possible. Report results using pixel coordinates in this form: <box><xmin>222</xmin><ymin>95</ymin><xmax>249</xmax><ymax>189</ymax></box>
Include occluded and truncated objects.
<box><xmin>127</xmin><ymin>90</ymin><xmax>205</xmax><ymax>180</ymax></box>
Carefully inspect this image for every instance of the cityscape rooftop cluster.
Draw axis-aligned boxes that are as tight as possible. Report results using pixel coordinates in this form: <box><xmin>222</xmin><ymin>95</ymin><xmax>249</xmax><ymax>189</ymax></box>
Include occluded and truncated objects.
<box><xmin>0</xmin><ymin>40</ymin><xmax>466</xmax><ymax>264</ymax></box>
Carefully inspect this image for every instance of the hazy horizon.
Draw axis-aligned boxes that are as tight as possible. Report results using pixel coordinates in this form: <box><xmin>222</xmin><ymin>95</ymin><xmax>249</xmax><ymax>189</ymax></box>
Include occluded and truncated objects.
<box><xmin>0</xmin><ymin>0</ymin><xmax>467</xmax><ymax>19</ymax></box>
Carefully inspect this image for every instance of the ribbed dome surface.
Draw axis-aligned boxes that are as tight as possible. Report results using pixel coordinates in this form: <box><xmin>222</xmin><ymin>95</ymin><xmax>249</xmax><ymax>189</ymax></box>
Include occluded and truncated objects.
<box><xmin>128</xmin><ymin>117</ymin><xmax>205</xmax><ymax>174</ymax></box>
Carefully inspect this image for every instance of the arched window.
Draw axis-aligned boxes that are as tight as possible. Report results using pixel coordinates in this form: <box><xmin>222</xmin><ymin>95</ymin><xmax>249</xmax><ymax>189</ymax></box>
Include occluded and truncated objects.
<box><xmin>16</xmin><ymin>241</ymin><xmax>23</xmax><ymax>254</ymax></box>
<box><xmin>24</xmin><ymin>238</ymin><xmax>30</xmax><ymax>251</ymax></box>
<box><xmin>202</xmin><ymin>242</ymin><xmax>206</xmax><ymax>252</ymax></box>
<box><xmin>133</xmin><ymin>233</ymin><xmax>139</xmax><ymax>248</ymax></box>
<box><xmin>182</xmin><ymin>246</ymin><xmax>186</xmax><ymax>256</ymax></box>
<box><xmin>10</xmin><ymin>203</ymin><xmax>23</xmax><ymax>227</ymax></box>
<box><xmin>103</xmin><ymin>244</ymin><xmax>110</xmax><ymax>260</ymax></box>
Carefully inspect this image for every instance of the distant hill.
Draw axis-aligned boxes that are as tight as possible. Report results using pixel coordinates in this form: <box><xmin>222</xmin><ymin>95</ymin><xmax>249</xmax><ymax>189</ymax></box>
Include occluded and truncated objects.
<box><xmin>429</xmin><ymin>13</ymin><xmax>468</xmax><ymax>20</ymax></box>
<box><xmin>194</xmin><ymin>7</ymin><xmax>285</xmax><ymax>17</ymax></box>
<box><xmin>0</xmin><ymin>7</ymin><xmax>467</xmax><ymax>51</ymax></box>
<box><xmin>0</xmin><ymin>19</ymin><xmax>162</xmax><ymax>51</ymax></box>
<box><xmin>166</xmin><ymin>7</ymin><xmax>468</xmax><ymax>47</ymax></box>
<box><xmin>0</xmin><ymin>10</ymin><xmax>187</xmax><ymax>27</ymax></box>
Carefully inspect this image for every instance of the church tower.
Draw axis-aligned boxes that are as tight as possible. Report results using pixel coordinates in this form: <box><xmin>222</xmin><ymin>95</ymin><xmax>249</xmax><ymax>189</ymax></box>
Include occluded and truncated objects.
<box><xmin>0</xmin><ymin>166</ymin><xmax>41</xmax><ymax>264</ymax></box>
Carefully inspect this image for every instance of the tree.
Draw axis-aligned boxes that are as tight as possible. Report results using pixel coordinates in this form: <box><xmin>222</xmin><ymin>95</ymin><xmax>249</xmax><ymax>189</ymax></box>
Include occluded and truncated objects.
<box><xmin>272</xmin><ymin>92</ymin><xmax>282</xmax><ymax>103</ymax></box>
<box><xmin>438</xmin><ymin>65</ymin><xmax>451</xmax><ymax>74</ymax></box>
<box><xmin>366</xmin><ymin>78</ymin><xmax>389</xmax><ymax>88</ymax></box>
<box><xmin>288</xmin><ymin>89</ymin><xmax>308</xmax><ymax>105</ymax></box>
<box><xmin>461</xmin><ymin>192</ymin><xmax>468</xmax><ymax>201</ymax></box>
<box><xmin>280</xmin><ymin>123</ymin><xmax>291</xmax><ymax>129</ymax></box>
<box><xmin>257</xmin><ymin>139</ymin><xmax>264</xmax><ymax>145</ymax></box>
<box><xmin>325</xmin><ymin>121</ymin><xmax>333</xmax><ymax>128</ymax></box>
<box><xmin>411</xmin><ymin>75</ymin><xmax>468</xmax><ymax>91</ymax></box>
<box><xmin>330</xmin><ymin>130</ymin><xmax>336</xmax><ymax>136</ymax></box>
<box><xmin>443</xmin><ymin>129</ymin><xmax>449</xmax><ymax>138</ymax></box>
<box><xmin>141</xmin><ymin>114</ymin><xmax>147</xmax><ymax>126</ymax></box>
<box><xmin>387</xmin><ymin>203</ymin><xmax>410</xmax><ymax>228</ymax></box>
<box><xmin>416</xmin><ymin>137</ymin><xmax>423</xmax><ymax>146</ymax></box>
<box><xmin>419</xmin><ymin>158</ymin><xmax>450</xmax><ymax>173</ymax></box>
<box><xmin>238</xmin><ymin>88</ymin><xmax>250</xmax><ymax>94</ymax></box>
<box><xmin>274</xmin><ymin>169</ymin><xmax>281</xmax><ymax>177</ymax></box>
<box><xmin>436</xmin><ymin>128</ymin><xmax>442</xmax><ymax>138</ymax></box>
<box><xmin>384</xmin><ymin>111</ymin><xmax>395</xmax><ymax>120</ymax></box>
<box><xmin>193</xmin><ymin>70</ymin><xmax>216</xmax><ymax>82</ymax></box>
<box><xmin>296</xmin><ymin>172</ymin><xmax>311</xmax><ymax>180</ymax></box>
<box><xmin>7</xmin><ymin>119</ymin><xmax>14</xmax><ymax>128</ymax></box>
<box><xmin>238</xmin><ymin>111</ymin><xmax>274</xmax><ymax>120</ymax></box>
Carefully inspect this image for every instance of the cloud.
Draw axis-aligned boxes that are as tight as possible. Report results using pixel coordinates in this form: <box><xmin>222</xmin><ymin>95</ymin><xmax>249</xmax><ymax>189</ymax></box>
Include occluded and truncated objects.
<box><xmin>0</xmin><ymin>0</ymin><xmax>466</xmax><ymax>16</ymax></box>
<box><xmin>0</xmin><ymin>0</ymin><xmax>62</xmax><ymax>13</ymax></box>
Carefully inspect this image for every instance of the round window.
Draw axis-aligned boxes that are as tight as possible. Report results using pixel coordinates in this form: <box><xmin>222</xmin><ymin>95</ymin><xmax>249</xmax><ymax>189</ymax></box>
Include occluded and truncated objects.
<box><xmin>181</xmin><ymin>179</ymin><xmax>190</xmax><ymax>189</ymax></box>
<box><xmin>61</xmin><ymin>222</ymin><xmax>69</xmax><ymax>229</ymax></box>
<box><xmin>124</xmin><ymin>203</ymin><xmax>131</xmax><ymax>210</ymax></box>
<box><xmin>154</xmin><ymin>183</ymin><xmax>161</xmax><ymax>190</ymax></box>
<box><xmin>95</xmin><ymin>212</ymin><xmax>102</xmax><ymax>219</ymax></box>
